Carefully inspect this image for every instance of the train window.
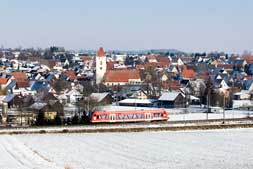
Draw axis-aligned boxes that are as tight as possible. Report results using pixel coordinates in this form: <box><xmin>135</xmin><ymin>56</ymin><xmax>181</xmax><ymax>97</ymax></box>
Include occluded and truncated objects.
<box><xmin>153</xmin><ymin>113</ymin><xmax>162</xmax><ymax>118</ymax></box>
<box><xmin>145</xmin><ymin>113</ymin><xmax>151</xmax><ymax>119</ymax></box>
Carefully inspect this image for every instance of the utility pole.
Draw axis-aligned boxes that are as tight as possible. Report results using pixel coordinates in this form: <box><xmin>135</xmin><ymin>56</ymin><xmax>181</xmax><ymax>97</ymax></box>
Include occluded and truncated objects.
<box><xmin>223</xmin><ymin>94</ymin><xmax>225</xmax><ymax>124</ymax></box>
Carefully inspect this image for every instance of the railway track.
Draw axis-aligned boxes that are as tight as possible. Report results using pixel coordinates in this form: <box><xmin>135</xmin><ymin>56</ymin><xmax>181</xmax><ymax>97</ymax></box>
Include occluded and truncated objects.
<box><xmin>0</xmin><ymin>117</ymin><xmax>253</xmax><ymax>134</ymax></box>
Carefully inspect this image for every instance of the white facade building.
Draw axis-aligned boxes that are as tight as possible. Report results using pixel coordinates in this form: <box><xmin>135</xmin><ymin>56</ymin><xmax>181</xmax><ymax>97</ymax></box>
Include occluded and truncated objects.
<box><xmin>96</xmin><ymin>47</ymin><xmax>107</xmax><ymax>84</ymax></box>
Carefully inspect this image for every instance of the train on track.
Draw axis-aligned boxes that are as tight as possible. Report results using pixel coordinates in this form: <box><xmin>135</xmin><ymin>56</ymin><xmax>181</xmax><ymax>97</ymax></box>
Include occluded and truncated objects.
<box><xmin>90</xmin><ymin>109</ymin><xmax>169</xmax><ymax>123</ymax></box>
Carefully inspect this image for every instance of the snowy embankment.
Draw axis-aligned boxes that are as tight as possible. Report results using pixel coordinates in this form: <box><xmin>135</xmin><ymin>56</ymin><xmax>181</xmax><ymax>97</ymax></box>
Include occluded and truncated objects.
<box><xmin>1</xmin><ymin>129</ymin><xmax>253</xmax><ymax>169</ymax></box>
<box><xmin>103</xmin><ymin>105</ymin><xmax>252</xmax><ymax>120</ymax></box>
<box><xmin>0</xmin><ymin>106</ymin><xmax>252</xmax><ymax>134</ymax></box>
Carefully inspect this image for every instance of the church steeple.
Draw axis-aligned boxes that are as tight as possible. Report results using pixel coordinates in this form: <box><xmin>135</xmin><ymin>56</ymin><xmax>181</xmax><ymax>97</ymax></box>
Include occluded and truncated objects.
<box><xmin>96</xmin><ymin>47</ymin><xmax>107</xmax><ymax>84</ymax></box>
<box><xmin>97</xmin><ymin>47</ymin><xmax>105</xmax><ymax>57</ymax></box>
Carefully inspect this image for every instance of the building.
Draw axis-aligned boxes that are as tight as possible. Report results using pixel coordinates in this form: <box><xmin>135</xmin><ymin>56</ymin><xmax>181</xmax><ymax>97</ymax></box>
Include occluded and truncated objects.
<box><xmin>158</xmin><ymin>91</ymin><xmax>185</xmax><ymax>108</ymax></box>
<box><xmin>96</xmin><ymin>47</ymin><xmax>107</xmax><ymax>84</ymax></box>
<box><xmin>104</xmin><ymin>69</ymin><xmax>141</xmax><ymax>86</ymax></box>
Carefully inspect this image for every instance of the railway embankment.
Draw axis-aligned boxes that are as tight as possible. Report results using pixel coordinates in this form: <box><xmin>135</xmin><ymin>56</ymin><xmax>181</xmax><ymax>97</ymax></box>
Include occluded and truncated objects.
<box><xmin>1</xmin><ymin>118</ymin><xmax>253</xmax><ymax>135</ymax></box>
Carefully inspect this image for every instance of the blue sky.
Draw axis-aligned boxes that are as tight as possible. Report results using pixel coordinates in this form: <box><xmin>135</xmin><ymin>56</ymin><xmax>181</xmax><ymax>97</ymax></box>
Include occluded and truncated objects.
<box><xmin>0</xmin><ymin>0</ymin><xmax>253</xmax><ymax>53</ymax></box>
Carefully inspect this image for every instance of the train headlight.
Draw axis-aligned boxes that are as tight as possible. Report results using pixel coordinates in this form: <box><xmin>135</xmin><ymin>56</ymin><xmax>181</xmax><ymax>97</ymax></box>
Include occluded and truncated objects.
<box><xmin>93</xmin><ymin>116</ymin><xmax>96</xmax><ymax>120</ymax></box>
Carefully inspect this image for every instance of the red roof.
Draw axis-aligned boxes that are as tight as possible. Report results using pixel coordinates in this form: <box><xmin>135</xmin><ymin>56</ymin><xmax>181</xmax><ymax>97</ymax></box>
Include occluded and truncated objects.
<box><xmin>16</xmin><ymin>80</ymin><xmax>30</xmax><ymax>88</ymax></box>
<box><xmin>11</xmin><ymin>72</ymin><xmax>27</xmax><ymax>82</ymax></box>
<box><xmin>97</xmin><ymin>47</ymin><xmax>105</xmax><ymax>57</ymax></box>
<box><xmin>182</xmin><ymin>68</ymin><xmax>196</xmax><ymax>79</ymax></box>
<box><xmin>63</xmin><ymin>70</ymin><xmax>76</xmax><ymax>81</ymax></box>
<box><xmin>242</xmin><ymin>55</ymin><xmax>253</xmax><ymax>64</ymax></box>
<box><xmin>163</xmin><ymin>81</ymin><xmax>180</xmax><ymax>90</ymax></box>
<box><xmin>136</xmin><ymin>65</ymin><xmax>145</xmax><ymax>70</ymax></box>
<box><xmin>105</xmin><ymin>70</ymin><xmax>141</xmax><ymax>83</ymax></box>
<box><xmin>217</xmin><ymin>64</ymin><xmax>233</xmax><ymax>70</ymax></box>
<box><xmin>157</xmin><ymin>57</ymin><xmax>170</xmax><ymax>65</ymax></box>
<box><xmin>0</xmin><ymin>78</ymin><xmax>8</xmax><ymax>85</ymax></box>
<box><xmin>107</xmin><ymin>61</ymin><xmax>115</xmax><ymax>70</ymax></box>
<box><xmin>144</xmin><ymin>62</ymin><xmax>168</xmax><ymax>69</ymax></box>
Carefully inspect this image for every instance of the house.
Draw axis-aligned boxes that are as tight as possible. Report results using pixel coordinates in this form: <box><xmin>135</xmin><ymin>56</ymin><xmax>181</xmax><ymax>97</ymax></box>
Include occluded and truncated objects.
<box><xmin>89</xmin><ymin>92</ymin><xmax>112</xmax><ymax>105</ymax></box>
<box><xmin>242</xmin><ymin>55</ymin><xmax>253</xmax><ymax>64</ymax></box>
<box><xmin>30</xmin><ymin>100</ymin><xmax>64</xmax><ymax>120</ymax></box>
<box><xmin>11</xmin><ymin>71</ymin><xmax>27</xmax><ymax>82</ymax></box>
<box><xmin>233</xmin><ymin>59</ymin><xmax>247</xmax><ymax>71</ymax></box>
<box><xmin>0</xmin><ymin>78</ymin><xmax>11</xmax><ymax>89</ymax></box>
<box><xmin>182</xmin><ymin>68</ymin><xmax>196</xmax><ymax>80</ymax></box>
<box><xmin>145</xmin><ymin>55</ymin><xmax>158</xmax><ymax>63</ymax></box>
<box><xmin>244</xmin><ymin>80</ymin><xmax>253</xmax><ymax>91</ymax></box>
<box><xmin>62</xmin><ymin>70</ymin><xmax>76</xmax><ymax>81</ymax></box>
<box><xmin>187</xmin><ymin>79</ymin><xmax>206</xmax><ymax>97</ymax></box>
<box><xmin>82</xmin><ymin>56</ymin><xmax>94</xmax><ymax>70</ymax></box>
<box><xmin>129</xmin><ymin>90</ymin><xmax>148</xmax><ymax>100</ymax></box>
<box><xmin>58</xmin><ymin>88</ymin><xmax>82</xmax><ymax>105</ymax></box>
<box><xmin>213</xmin><ymin>79</ymin><xmax>229</xmax><ymax>90</ymax></box>
<box><xmin>104</xmin><ymin>69</ymin><xmax>141</xmax><ymax>86</ymax></box>
<box><xmin>234</xmin><ymin>90</ymin><xmax>252</xmax><ymax>100</ymax></box>
<box><xmin>118</xmin><ymin>98</ymin><xmax>156</xmax><ymax>107</ymax></box>
<box><xmin>171</xmin><ymin>57</ymin><xmax>184</xmax><ymax>66</ymax></box>
<box><xmin>30</xmin><ymin>81</ymin><xmax>50</xmax><ymax>92</ymax></box>
<box><xmin>158</xmin><ymin>91</ymin><xmax>185</xmax><ymax>108</ymax></box>
<box><xmin>168</xmin><ymin>65</ymin><xmax>179</xmax><ymax>74</ymax></box>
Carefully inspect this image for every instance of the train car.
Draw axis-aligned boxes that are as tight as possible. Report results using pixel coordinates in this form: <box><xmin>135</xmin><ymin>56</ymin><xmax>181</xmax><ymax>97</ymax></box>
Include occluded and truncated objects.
<box><xmin>90</xmin><ymin>109</ymin><xmax>168</xmax><ymax>123</ymax></box>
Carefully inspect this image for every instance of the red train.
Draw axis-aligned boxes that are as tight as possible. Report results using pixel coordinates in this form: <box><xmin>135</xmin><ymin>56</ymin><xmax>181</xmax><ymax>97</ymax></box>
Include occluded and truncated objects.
<box><xmin>90</xmin><ymin>109</ymin><xmax>169</xmax><ymax>123</ymax></box>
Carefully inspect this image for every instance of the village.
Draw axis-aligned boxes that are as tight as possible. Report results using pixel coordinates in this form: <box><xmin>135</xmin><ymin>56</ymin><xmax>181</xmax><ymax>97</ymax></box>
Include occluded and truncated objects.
<box><xmin>0</xmin><ymin>46</ymin><xmax>252</xmax><ymax>126</ymax></box>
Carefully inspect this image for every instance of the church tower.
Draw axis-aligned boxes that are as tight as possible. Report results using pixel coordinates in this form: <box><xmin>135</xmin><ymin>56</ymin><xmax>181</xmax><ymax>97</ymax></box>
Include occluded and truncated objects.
<box><xmin>96</xmin><ymin>47</ymin><xmax>107</xmax><ymax>84</ymax></box>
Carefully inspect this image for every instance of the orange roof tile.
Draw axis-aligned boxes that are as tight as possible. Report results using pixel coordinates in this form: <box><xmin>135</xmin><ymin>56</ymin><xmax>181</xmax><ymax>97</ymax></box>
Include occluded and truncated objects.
<box><xmin>182</xmin><ymin>69</ymin><xmax>196</xmax><ymax>79</ymax></box>
<box><xmin>63</xmin><ymin>70</ymin><xmax>76</xmax><ymax>81</ymax></box>
<box><xmin>105</xmin><ymin>69</ymin><xmax>141</xmax><ymax>83</ymax></box>
<box><xmin>136</xmin><ymin>65</ymin><xmax>145</xmax><ymax>70</ymax></box>
<box><xmin>0</xmin><ymin>78</ymin><xmax>8</xmax><ymax>85</ymax></box>
<box><xmin>107</xmin><ymin>61</ymin><xmax>115</xmax><ymax>70</ymax></box>
<box><xmin>97</xmin><ymin>47</ymin><xmax>105</xmax><ymax>57</ymax></box>
<box><xmin>217</xmin><ymin>64</ymin><xmax>233</xmax><ymax>70</ymax></box>
<box><xmin>16</xmin><ymin>80</ymin><xmax>30</xmax><ymax>88</ymax></box>
<box><xmin>144</xmin><ymin>62</ymin><xmax>169</xmax><ymax>69</ymax></box>
<box><xmin>11</xmin><ymin>72</ymin><xmax>27</xmax><ymax>82</ymax></box>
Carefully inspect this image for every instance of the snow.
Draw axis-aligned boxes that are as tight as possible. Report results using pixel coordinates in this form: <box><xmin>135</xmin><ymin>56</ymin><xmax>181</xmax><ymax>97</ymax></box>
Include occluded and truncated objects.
<box><xmin>158</xmin><ymin>91</ymin><xmax>181</xmax><ymax>101</ymax></box>
<box><xmin>0</xmin><ymin>129</ymin><xmax>253</xmax><ymax>169</ymax></box>
<box><xmin>119</xmin><ymin>99</ymin><xmax>155</xmax><ymax>104</ymax></box>
<box><xmin>102</xmin><ymin>105</ymin><xmax>252</xmax><ymax>120</ymax></box>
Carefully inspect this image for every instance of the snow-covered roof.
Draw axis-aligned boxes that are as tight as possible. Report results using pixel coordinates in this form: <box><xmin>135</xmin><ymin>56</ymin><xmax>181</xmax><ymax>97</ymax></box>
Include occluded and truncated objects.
<box><xmin>158</xmin><ymin>92</ymin><xmax>183</xmax><ymax>101</ymax></box>
<box><xmin>119</xmin><ymin>99</ymin><xmax>156</xmax><ymax>104</ymax></box>
<box><xmin>190</xmin><ymin>95</ymin><xmax>200</xmax><ymax>101</ymax></box>
<box><xmin>233</xmin><ymin>100</ymin><xmax>253</xmax><ymax>109</ymax></box>
<box><xmin>65</xmin><ymin>89</ymin><xmax>81</xmax><ymax>96</ymax></box>
<box><xmin>90</xmin><ymin>92</ymin><xmax>110</xmax><ymax>102</ymax></box>
<box><xmin>30</xmin><ymin>102</ymin><xmax>47</xmax><ymax>110</ymax></box>
<box><xmin>234</xmin><ymin>90</ymin><xmax>251</xmax><ymax>95</ymax></box>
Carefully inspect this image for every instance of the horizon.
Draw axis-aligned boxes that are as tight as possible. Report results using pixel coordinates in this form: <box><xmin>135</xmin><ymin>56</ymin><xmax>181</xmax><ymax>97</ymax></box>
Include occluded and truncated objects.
<box><xmin>1</xmin><ymin>0</ymin><xmax>253</xmax><ymax>54</ymax></box>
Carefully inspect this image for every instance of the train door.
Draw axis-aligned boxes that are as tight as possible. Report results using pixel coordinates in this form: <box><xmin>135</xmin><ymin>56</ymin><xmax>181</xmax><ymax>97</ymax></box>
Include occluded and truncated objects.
<box><xmin>110</xmin><ymin>114</ymin><xmax>116</xmax><ymax>122</ymax></box>
<box><xmin>145</xmin><ymin>113</ymin><xmax>151</xmax><ymax>121</ymax></box>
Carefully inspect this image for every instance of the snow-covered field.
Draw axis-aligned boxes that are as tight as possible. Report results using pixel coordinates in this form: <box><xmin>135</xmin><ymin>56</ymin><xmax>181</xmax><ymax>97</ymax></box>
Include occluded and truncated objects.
<box><xmin>1</xmin><ymin>129</ymin><xmax>253</xmax><ymax>169</ymax></box>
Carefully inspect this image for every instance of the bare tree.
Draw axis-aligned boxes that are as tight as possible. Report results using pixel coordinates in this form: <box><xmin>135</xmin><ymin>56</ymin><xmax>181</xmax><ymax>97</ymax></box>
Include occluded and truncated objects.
<box><xmin>141</xmin><ymin>67</ymin><xmax>162</xmax><ymax>99</ymax></box>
